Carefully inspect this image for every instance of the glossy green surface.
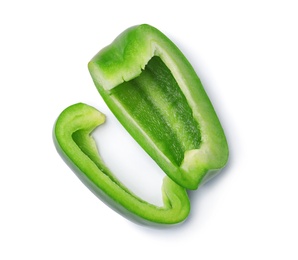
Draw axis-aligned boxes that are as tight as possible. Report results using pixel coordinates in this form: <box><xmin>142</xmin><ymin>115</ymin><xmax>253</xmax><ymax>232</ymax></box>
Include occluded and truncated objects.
<box><xmin>54</xmin><ymin>103</ymin><xmax>190</xmax><ymax>225</ymax></box>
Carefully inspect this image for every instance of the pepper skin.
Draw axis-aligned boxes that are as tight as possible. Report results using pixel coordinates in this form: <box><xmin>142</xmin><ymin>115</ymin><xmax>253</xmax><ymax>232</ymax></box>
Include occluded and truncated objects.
<box><xmin>88</xmin><ymin>24</ymin><xmax>229</xmax><ymax>190</ymax></box>
<box><xmin>53</xmin><ymin>103</ymin><xmax>190</xmax><ymax>225</ymax></box>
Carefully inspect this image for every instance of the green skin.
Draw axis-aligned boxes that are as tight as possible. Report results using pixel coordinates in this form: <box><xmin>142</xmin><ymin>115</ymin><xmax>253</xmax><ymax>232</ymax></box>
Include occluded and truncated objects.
<box><xmin>54</xmin><ymin>24</ymin><xmax>228</xmax><ymax>225</ymax></box>
<box><xmin>88</xmin><ymin>24</ymin><xmax>229</xmax><ymax>190</ymax></box>
<box><xmin>54</xmin><ymin>103</ymin><xmax>190</xmax><ymax>225</ymax></box>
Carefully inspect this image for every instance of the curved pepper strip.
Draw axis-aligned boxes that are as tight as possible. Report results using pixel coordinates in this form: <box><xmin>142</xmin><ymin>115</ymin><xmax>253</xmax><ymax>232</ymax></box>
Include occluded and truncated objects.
<box><xmin>88</xmin><ymin>24</ymin><xmax>229</xmax><ymax>190</ymax></box>
<box><xmin>53</xmin><ymin>103</ymin><xmax>190</xmax><ymax>225</ymax></box>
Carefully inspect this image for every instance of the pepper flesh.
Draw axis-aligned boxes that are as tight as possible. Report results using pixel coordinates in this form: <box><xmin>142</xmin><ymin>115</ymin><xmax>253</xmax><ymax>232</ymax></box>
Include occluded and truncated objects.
<box><xmin>88</xmin><ymin>24</ymin><xmax>229</xmax><ymax>190</ymax></box>
<box><xmin>53</xmin><ymin>103</ymin><xmax>190</xmax><ymax>225</ymax></box>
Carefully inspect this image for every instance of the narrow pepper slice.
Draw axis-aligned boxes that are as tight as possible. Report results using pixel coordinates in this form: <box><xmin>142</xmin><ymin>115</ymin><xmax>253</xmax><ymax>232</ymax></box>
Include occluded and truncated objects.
<box><xmin>53</xmin><ymin>103</ymin><xmax>190</xmax><ymax>225</ymax></box>
<box><xmin>88</xmin><ymin>24</ymin><xmax>229</xmax><ymax>190</ymax></box>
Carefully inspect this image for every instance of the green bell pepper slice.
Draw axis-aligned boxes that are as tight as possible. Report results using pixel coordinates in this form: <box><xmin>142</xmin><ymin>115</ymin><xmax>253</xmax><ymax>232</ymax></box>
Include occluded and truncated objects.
<box><xmin>88</xmin><ymin>24</ymin><xmax>229</xmax><ymax>190</ymax></box>
<box><xmin>53</xmin><ymin>103</ymin><xmax>190</xmax><ymax>225</ymax></box>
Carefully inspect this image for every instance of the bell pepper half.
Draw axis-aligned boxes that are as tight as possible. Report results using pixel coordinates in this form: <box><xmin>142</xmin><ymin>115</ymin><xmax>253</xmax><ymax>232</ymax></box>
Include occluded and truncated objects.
<box><xmin>88</xmin><ymin>24</ymin><xmax>229</xmax><ymax>190</ymax></box>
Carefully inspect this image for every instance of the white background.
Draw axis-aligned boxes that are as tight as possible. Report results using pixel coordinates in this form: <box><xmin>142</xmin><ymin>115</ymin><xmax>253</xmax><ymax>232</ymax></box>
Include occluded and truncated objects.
<box><xmin>1</xmin><ymin>1</ymin><xmax>298</xmax><ymax>259</ymax></box>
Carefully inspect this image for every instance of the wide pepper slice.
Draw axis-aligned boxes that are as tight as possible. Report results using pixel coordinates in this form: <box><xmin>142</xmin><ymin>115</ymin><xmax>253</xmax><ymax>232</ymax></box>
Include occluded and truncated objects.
<box><xmin>53</xmin><ymin>103</ymin><xmax>190</xmax><ymax>225</ymax></box>
<box><xmin>88</xmin><ymin>24</ymin><xmax>229</xmax><ymax>190</ymax></box>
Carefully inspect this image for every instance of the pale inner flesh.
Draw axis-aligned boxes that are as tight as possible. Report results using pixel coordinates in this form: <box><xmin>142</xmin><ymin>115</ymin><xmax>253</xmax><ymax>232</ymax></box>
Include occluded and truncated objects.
<box><xmin>110</xmin><ymin>56</ymin><xmax>201</xmax><ymax>166</ymax></box>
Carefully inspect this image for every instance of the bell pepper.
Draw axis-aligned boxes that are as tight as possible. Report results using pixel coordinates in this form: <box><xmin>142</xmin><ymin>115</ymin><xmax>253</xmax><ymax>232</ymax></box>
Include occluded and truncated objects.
<box><xmin>88</xmin><ymin>24</ymin><xmax>229</xmax><ymax>190</ymax></box>
<box><xmin>54</xmin><ymin>24</ymin><xmax>229</xmax><ymax>226</ymax></box>
<box><xmin>53</xmin><ymin>103</ymin><xmax>190</xmax><ymax>225</ymax></box>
